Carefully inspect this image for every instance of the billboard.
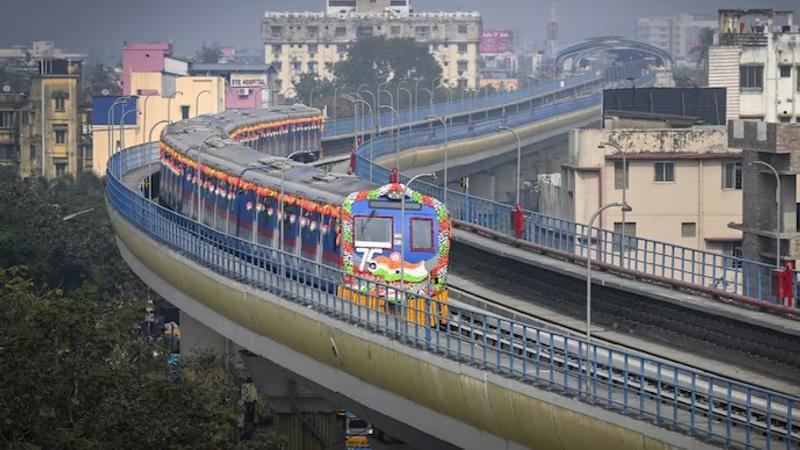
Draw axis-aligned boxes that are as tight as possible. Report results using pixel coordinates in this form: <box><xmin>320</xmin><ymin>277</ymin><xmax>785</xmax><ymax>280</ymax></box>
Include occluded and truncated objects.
<box><xmin>230</xmin><ymin>73</ymin><xmax>267</xmax><ymax>88</ymax></box>
<box><xmin>91</xmin><ymin>96</ymin><xmax>138</xmax><ymax>125</ymax></box>
<box><xmin>481</xmin><ymin>30</ymin><xmax>514</xmax><ymax>54</ymax></box>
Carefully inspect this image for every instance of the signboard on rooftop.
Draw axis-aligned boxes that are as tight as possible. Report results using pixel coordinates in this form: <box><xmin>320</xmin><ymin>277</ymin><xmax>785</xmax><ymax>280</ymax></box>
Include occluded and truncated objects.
<box><xmin>481</xmin><ymin>30</ymin><xmax>514</xmax><ymax>54</ymax></box>
<box><xmin>230</xmin><ymin>73</ymin><xmax>267</xmax><ymax>88</ymax></box>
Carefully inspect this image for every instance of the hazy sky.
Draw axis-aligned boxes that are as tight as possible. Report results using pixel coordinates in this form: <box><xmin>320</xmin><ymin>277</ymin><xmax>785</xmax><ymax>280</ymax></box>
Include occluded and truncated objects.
<box><xmin>1</xmin><ymin>0</ymin><xmax>797</xmax><ymax>61</ymax></box>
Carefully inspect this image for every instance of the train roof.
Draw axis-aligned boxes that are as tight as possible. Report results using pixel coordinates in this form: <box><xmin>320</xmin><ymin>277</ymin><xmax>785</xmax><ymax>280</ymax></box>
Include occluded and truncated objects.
<box><xmin>161</xmin><ymin>105</ymin><xmax>373</xmax><ymax>206</ymax></box>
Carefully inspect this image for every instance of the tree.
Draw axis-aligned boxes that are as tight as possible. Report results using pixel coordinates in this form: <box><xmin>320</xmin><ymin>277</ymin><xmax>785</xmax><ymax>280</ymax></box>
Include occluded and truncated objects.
<box><xmin>292</xmin><ymin>72</ymin><xmax>335</xmax><ymax>107</ymax></box>
<box><xmin>690</xmin><ymin>27</ymin><xmax>716</xmax><ymax>73</ymax></box>
<box><xmin>195</xmin><ymin>44</ymin><xmax>223</xmax><ymax>64</ymax></box>
<box><xmin>333</xmin><ymin>37</ymin><xmax>442</xmax><ymax>89</ymax></box>
<box><xmin>82</xmin><ymin>62</ymin><xmax>121</xmax><ymax>101</ymax></box>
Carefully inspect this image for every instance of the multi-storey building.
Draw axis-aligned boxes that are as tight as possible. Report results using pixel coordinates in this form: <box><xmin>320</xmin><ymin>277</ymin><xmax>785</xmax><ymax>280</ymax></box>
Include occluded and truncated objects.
<box><xmin>0</xmin><ymin>42</ymin><xmax>89</xmax><ymax>178</ymax></box>
<box><xmin>708</xmin><ymin>9</ymin><xmax>800</xmax><ymax>123</ymax></box>
<box><xmin>91</xmin><ymin>42</ymin><xmax>226</xmax><ymax>176</ymax></box>
<box><xmin>263</xmin><ymin>0</ymin><xmax>482</xmax><ymax>93</ymax></box>
<box><xmin>558</xmin><ymin>126</ymin><xmax>742</xmax><ymax>256</ymax></box>
<box><xmin>635</xmin><ymin>13</ymin><xmax>716</xmax><ymax>64</ymax></box>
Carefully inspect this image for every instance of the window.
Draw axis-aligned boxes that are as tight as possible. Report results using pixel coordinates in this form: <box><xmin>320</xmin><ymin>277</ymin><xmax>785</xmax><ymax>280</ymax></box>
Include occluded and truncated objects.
<box><xmin>180</xmin><ymin>105</ymin><xmax>190</xmax><ymax>119</ymax></box>
<box><xmin>410</xmin><ymin>218</ymin><xmax>434</xmax><ymax>251</ymax></box>
<box><xmin>391</xmin><ymin>25</ymin><xmax>401</xmax><ymax>35</ymax></box>
<box><xmin>458</xmin><ymin>24</ymin><xmax>468</xmax><ymax>34</ymax></box>
<box><xmin>612</xmin><ymin>222</ymin><xmax>637</xmax><ymax>250</ymax></box>
<box><xmin>0</xmin><ymin>111</ymin><xmax>13</xmax><ymax>128</ymax></box>
<box><xmin>654</xmin><ymin>162</ymin><xmax>674</xmax><ymax>183</ymax></box>
<box><xmin>291</xmin><ymin>61</ymin><xmax>301</xmax><ymax>71</ymax></box>
<box><xmin>337</xmin><ymin>44</ymin><xmax>347</xmax><ymax>53</ymax></box>
<box><xmin>457</xmin><ymin>43</ymin><xmax>468</xmax><ymax>54</ymax></box>
<box><xmin>272</xmin><ymin>44</ymin><xmax>282</xmax><ymax>53</ymax></box>
<box><xmin>324</xmin><ymin>62</ymin><xmax>334</xmax><ymax>71</ymax></box>
<box><xmin>335</xmin><ymin>26</ymin><xmax>347</xmax><ymax>37</ymax></box>
<box><xmin>779</xmin><ymin>65</ymin><xmax>791</xmax><ymax>78</ymax></box>
<box><xmin>354</xmin><ymin>216</ymin><xmax>393</xmax><ymax>248</ymax></box>
<box><xmin>415</xmin><ymin>26</ymin><xmax>430</xmax><ymax>36</ymax></box>
<box><xmin>457</xmin><ymin>60</ymin><xmax>468</xmax><ymax>73</ymax></box>
<box><xmin>722</xmin><ymin>160</ymin><xmax>742</xmax><ymax>190</ymax></box>
<box><xmin>270</xmin><ymin>26</ymin><xmax>282</xmax><ymax>34</ymax></box>
<box><xmin>55</xmin><ymin>129</ymin><xmax>66</xmax><ymax>144</ymax></box>
<box><xmin>306</xmin><ymin>26</ymin><xmax>319</xmax><ymax>35</ymax></box>
<box><xmin>308</xmin><ymin>61</ymin><xmax>317</xmax><ymax>73</ymax></box>
<box><xmin>681</xmin><ymin>222</ymin><xmax>696</xmax><ymax>238</ymax></box>
<box><xmin>739</xmin><ymin>66</ymin><xmax>763</xmax><ymax>90</ymax></box>
<box><xmin>614</xmin><ymin>161</ymin><xmax>629</xmax><ymax>189</ymax></box>
<box><xmin>55</xmin><ymin>163</ymin><xmax>66</xmax><ymax>177</ymax></box>
<box><xmin>53</xmin><ymin>93</ymin><xmax>66</xmax><ymax>112</ymax></box>
<box><xmin>723</xmin><ymin>241</ymin><xmax>743</xmax><ymax>269</ymax></box>
<box><xmin>308</xmin><ymin>44</ymin><xmax>318</xmax><ymax>55</ymax></box>
<box><xmin>272</xmin><ymin>61</ymin><xmax>282</xmax><ymax>71</ymax></box>
<box><xmin>356</xmin><ymin>26</ymin><xmax>373</xmax><ymax>38</ymax></box>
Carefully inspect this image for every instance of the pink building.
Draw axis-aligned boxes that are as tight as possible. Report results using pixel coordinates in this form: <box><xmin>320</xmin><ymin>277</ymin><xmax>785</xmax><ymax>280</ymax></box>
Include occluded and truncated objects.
<box><xmin>121</xmin><ymin>42</ymin><xmax>178</xmax><ymax>95</ymax></box>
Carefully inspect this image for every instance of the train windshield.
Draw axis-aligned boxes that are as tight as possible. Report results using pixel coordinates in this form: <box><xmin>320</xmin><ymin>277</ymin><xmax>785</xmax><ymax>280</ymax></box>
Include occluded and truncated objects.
<box><xmin>410</xmin><ymin>218</ymin><xmax>433</xmax><ymax>251</ymax></box>
<box><xmin>354</xmin><ymin>215</ymin><xmax>393</xmax><ymax>249</ymax></box>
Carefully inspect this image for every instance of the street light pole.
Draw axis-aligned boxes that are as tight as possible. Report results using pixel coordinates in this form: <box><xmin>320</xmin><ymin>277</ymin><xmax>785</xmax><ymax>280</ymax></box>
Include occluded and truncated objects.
<box><xmin>497</xmin><ymin>126</ymin><xmax>522</xmax><ymax>206</ymax></box>
<box><xmin>426</xmin><ymin>115</ymin><xmax>449</xmax><ymax>207</ymax></box>
<box><xmin>401</xmin><ymin>172</ymin><xmax>436</xmax><ymax>291</ymax></box>
<box><xmin>309</xmin><ymin>85</ymin><xmax>322</xmax><ymax>108</ymax></box>
<box><xmin>118</xmin><ymin>109</ymin><xmax>137</xmax><ymax>182</ymax></box>
<box><xmin>599</xmin><ymin>139</ymin><xmax>628</xmax><ymax>266</ymax></box>
<box><xmin>333</xmin><ymin>86</ymin><xmax>342</xmax><ymax>120</ymax></box>
<box><xmin>106</xmin><ymin>96</ymin><xmax>130</xmax><ymax>173</ymax></box>
<box><xmin>146</xmin><ymin>119</ymin><xmax>170</xmax><ymax>200</ymax></box>
<box><xmin>353</xmin><ymin>96</ymin><xmax>375</xmax><ymax>181</ymax></box>
<box><xmin>166</xmin><ymin>91</ymin><xmax>184</xmax><ymax>124</ymax></box>
<box><xmin>753</xmin><ymin>161</ymin><xmax>782</xmax><ymax>268</ymax></box>
<box><xmin>586</xmin><ymin>201</ymin><xmax>631</xmax><ymax>341</ymax></box>
<box><xmin>195</xmin><ymin>89</ymin><xmax>211</xmax><ymax>117</ymax></box>
<box><xmin>380</xmin><ymin>105</ymin><xmax>400</xmax><ymax>171</ymax></box>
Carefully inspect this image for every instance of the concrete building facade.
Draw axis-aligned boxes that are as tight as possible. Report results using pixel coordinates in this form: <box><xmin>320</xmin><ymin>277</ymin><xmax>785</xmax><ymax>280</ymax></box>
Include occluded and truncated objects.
<box><xmin>188</xmin><ymin>63</ymin><xmax>277</xmax><ymax>109</ymax></box>
<box><xmin>728</xmin><ymin>120</ymin><xmax>800</xmax><ymax>267</ymax></box>
<box><xmin>91</xmin><ymin>42</ymin><xmax>225</xmax><ymax>175</ymax></box>
<box><xmin>263</xmin><ymin>0</ymin><xmax>482</xmax><ymax>93</ymax></box>
<box><xmin>635</xmin><ymin>13</ymin><xmax>716</xmax><ymax>64</ymax></box>
<box><xmin>708</xmin><ymin>9</ymin><xmax>800</xmax><ymax>123</ymax></box>
<box><xmin>0</xmin><ymin>43</ymin><xmax>90</xmax><ymax>178</ymax></box>
<box><xmin>561</xmin><ymin>127</ymin><xmax>742</xmax><ymax>255</ymax></box>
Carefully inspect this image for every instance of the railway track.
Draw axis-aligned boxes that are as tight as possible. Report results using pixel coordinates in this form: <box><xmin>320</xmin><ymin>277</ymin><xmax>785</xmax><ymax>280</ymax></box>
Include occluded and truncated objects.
<box><xmin>450</xmin><ymin>241</ymin><xmax>800</xmax><ymax>387</ymax></box>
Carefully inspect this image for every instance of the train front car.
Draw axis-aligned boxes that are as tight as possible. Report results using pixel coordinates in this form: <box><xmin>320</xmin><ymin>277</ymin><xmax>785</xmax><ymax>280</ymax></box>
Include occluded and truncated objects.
<box><xmin>340</xmin><ymin>183</ymin><xmax>450</xmax><ymax>326</ymax></box>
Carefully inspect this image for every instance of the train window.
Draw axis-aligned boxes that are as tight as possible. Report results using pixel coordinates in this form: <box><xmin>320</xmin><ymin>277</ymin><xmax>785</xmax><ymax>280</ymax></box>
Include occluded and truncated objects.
<box><xmin>354</xmin><ymin>215</ymin><xmax>393</xmax><ymax>249</ymax></box>
<box><xmin>368</xmin><ymin>200</ymin><xmax>421</xmax><ymax>211</ymax></box>
<box><xmin>410</xmin><ymin>218</ymin><xmax>433</xmax><ymax>251</ymax></box>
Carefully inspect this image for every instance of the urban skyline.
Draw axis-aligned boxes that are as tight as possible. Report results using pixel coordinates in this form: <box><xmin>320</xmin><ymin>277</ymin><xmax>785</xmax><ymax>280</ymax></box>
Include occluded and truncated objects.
<box><xmin>2</xmin><ymin>0</ymin><xmax>798</xmax><ymax>60</ymax></box>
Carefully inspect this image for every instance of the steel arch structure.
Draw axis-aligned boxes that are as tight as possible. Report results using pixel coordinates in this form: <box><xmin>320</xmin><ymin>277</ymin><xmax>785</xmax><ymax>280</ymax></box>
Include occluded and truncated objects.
<box><xmin>557</xmin><ymin>36</ymin><xmax>673</xmax><ymax>74</ymax></box>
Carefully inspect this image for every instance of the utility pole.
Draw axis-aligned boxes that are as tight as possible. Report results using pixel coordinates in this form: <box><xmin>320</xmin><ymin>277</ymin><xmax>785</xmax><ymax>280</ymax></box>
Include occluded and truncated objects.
<box><xmin>546</xmin><ymin>0</ymin><xmax>559</xmax><ymax>77</ymax></box>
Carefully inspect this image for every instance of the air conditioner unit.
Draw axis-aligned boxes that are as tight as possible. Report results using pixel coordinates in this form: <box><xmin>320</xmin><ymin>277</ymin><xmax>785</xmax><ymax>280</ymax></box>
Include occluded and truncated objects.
<box><xmin>237</xmin><ymin>88</ymin><xmax>250</xmax><ymax>96</ymax></box>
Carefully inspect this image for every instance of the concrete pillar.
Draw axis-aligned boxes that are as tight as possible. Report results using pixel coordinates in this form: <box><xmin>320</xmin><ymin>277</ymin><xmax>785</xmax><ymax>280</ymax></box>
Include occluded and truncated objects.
<box><xmin>469</xmin><ymin>172</ymin><xmax>496</xmax><ymax>200</ymax></box>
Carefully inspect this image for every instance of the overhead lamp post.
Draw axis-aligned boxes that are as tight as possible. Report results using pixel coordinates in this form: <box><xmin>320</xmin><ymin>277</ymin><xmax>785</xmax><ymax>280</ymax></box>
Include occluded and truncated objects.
<box><xmin>106</xmin><ymin>96</ymin><xmax>131</xmax><ymax>174</ymax></box>
<box><xmin>279</xmin><ymin>150</ymin><xmax>315</xmax><ymax>251</ymax></box>
<box><xmin>599</xmin><ymin>139</ymin><xmax>629</xmax><ymax>266</ymax></box>
<box><xmin>140</xmin><ymin>94</ymin><xmax>156</xmax><ymax>143</ymax></box>
<box><xmin>332</xmin><ymin>85</ymin><xmax>343</xmax><ymax>120</ymax></box>
<box><xmin>118</xmin><ymin>109</ymin><xmax>137</xmax><ymax>181</ymax></box>
<box><xmin>146</xmin><ymin>119</ymin><xmax>170</xmax><ymax>200</ymax></box>
<box><xmin>426</xmin><ymin>115</ymin><xmax>449</xmax><ymax>207</ymax></box>
<box><xmin>309</xmin><ymin>85</ymin><xmax>322</xmax><ymax>108</ymax></box>
<box><xmin>341</xmin><ymin>94</ymin><xmax>360</xmax><ymax>152</ymax></box>
<box><xmin>353</xmin><ymin>97</ymin><xmax>376</xmax><ymax>181</ymax></box>
<box><xmin>753</xmin><ymin>161</ymin><xmax>782</xmax><ymax>268</ymax></box>
<box><xmin>398</xmin><ymin>86</ymin><xmax>414</xmax><ymax>119</ymax></box>
<box><xmin>358</xmin><ymin>89</ymin><xmax>377</xmax><ymax>132</ymax></box>
<box><xmin>195</xmin><ymin>89</ymin><xmax>211</xmax><ymax>117</ymax></box>
<box><xmin>400</xmin><ymin>172</ymin><xmax>436</xmax><ymax>291</ymax></box>
<box><xmin>166</xmin><ymin>90</ymin><xmax>184</xmax><ymax>123</ymax></box>
<box><xmin>380</xmin><ymin>104</ymin><xmax>400</xmax><ymax>171</ymax></box>
<box><xmin>586</xmin><ymin>201</ymin><xmax>632</xmax><ymax>342</ymax></box>
<box><xmin>420</xmin><ymin>87</ymin><xmax>434</xmax><ymax>109</ymax></box>
<box><xmin>378</xmin><ymin>88</ymin><xmax>394</xmax><ymax>130</ymax></box>
<box><xmin>497</xmin><ymin>126</ymin><xmax>522</xmax><ymax>207</ymax></box>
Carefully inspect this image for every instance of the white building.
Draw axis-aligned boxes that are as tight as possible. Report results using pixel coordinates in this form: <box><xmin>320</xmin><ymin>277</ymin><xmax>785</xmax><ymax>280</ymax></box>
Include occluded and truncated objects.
<box><xmin>636</xmin><ymin>13</ymin><xmax>717</xmax><ymax>64</ymax></box>
<box><xmin>708</xmin><ymin>9</ymin><xmax>799</xmax><ymax>123</ymax></box>
<box><xmin>263</xmin><ymin>0</ymin><xmax>482</xmax><ymax>94</ymax></box>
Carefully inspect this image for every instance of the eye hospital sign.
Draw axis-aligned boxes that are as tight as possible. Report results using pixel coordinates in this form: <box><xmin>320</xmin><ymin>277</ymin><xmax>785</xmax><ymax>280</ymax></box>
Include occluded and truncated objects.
<box><xmin>230</xmin><ymin>73</ymin><xmax>268</xmax><ymax>88</ymax></box>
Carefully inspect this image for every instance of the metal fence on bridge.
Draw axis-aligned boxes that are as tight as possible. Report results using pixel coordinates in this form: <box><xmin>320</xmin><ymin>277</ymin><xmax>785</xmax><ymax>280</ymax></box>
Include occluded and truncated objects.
<box><xmin>108</xmin><ymin>143</ymin><xmax>798</xmax><ymax>450</ymax></box>
<box><xmin>352</xmin><ymin>94</ymin><xmax>799</xmax><ymax>312</ymax></box>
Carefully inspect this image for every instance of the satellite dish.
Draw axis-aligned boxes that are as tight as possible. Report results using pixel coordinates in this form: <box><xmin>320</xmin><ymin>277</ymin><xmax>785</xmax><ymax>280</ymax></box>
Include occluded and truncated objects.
<box><xmin>2</xmin><ymin>85</ymin><xmax>10</xmax><ymax>93</ymax></box>
<box><xmin>101</xmin><ymin>88</ymin><xmax>110</xmax><ymax>96</ymax></box>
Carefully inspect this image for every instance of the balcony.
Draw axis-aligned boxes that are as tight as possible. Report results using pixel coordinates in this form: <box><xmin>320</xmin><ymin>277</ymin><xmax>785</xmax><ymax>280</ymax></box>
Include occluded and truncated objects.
<box><xmin>719</xmin><ymin>33</ymin><xmax>768</xmax><ymax>47</ymax></box>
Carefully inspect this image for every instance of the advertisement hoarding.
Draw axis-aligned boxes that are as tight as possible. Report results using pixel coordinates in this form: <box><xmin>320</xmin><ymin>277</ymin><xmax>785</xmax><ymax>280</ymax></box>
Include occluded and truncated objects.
<box><xmin>481</xmin><ymin>30</ymin><xmax>514</xmax><ymax>54</ymax></box>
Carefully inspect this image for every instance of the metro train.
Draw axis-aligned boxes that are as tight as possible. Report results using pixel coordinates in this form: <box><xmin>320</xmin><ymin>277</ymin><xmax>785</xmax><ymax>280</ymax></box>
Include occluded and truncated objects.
<box><xmin>157</xmin><ymin>106</ymin><xmax>450</xmax><ymax>325</ymax></box>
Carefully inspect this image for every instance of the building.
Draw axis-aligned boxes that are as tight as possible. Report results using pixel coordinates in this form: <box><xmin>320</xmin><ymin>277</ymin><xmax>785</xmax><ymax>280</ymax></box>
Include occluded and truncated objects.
<box><xmin>478</xmin><ymin>30</ymin><xmax>518</xmax><ymax>91</ymax></box>
<box><xmin>557</xmin><ymin>126</ymin><xmax>742</xmax><ymax>255</ymax></box>
<box><xmin>635</xmin><ymin>13</ymin><xmax>717</xmax><ymax>64</ymax></box>
<box><xmin>728</xmin><ymin>120</ymin><xmax>800</xmax><ymax>268</ymax></box>
<box><xmin>263</xmin><ymin>0</ymin><xmax>482</xmax><ymax>93</ymax></box>
<box><xmin>0</xmin><ymin>42</ymin><xmax>90</xmax><ymax>178</ymax></box>
<box><xmin>90</xmin><ymin>42</ymin><xmax>225</xmax><ymax>175</ymax></box>
<box><xmin>708</xmin><ymin>9</ymin><xmax>799</xmax><ymax>123</ymax></box>
<box><xmin>188</xmin><ymin>63</ymin><xmax>277</xmax><ymax>109</ymax></box>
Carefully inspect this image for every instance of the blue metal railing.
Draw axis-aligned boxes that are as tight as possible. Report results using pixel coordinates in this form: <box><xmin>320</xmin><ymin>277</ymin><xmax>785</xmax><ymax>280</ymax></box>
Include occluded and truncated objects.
<box><xmin>322</xmin><ymin>72</ymin><xmax>602</xmax><ymax>138</ymax></box>
<box><xmin>108</xmin><ymin>143</ymin><xmax>798</xmax><ymax>450</ymax></box>
<box><xmin>352</xmin><ymin>90</ymin><xmax>798</xmax><ymax>311</ymax></box>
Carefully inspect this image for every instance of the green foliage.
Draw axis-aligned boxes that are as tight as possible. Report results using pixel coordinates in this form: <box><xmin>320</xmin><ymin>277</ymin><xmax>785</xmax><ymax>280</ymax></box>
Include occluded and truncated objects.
<box><xmin>0</xmin><ymin>171</ymin><xmax>285</xmax><ymax>449</ymax></box>
<box><xmin>333</xmin><ymin>37</ymin><xmax>442</xmax><ymax>89</ymax></box>
<box><xmin>195</xmin><ymin>44</ymin><xmax>223</xmax><ymax>64</ymax></box>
